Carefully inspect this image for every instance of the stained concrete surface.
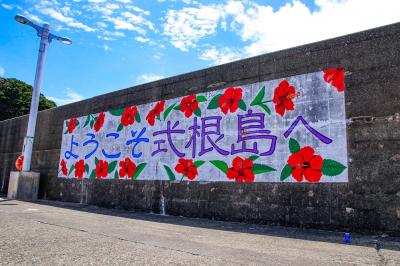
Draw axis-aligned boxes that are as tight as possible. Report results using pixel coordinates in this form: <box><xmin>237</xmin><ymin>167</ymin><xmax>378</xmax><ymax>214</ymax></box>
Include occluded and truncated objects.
<box><xmin>0</xmin><ymin>199</ymin><xmax>399</xmax><ymax>265</ymax></box>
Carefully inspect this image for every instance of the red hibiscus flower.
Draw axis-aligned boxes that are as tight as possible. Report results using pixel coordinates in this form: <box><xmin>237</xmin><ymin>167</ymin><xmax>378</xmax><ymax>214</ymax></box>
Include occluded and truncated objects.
<box><xmin>323</xmin><ymin>67</ymin><xmax>345</xmax><ymax>92</ymax></box>
<box><xmin>119</xmin><ymin>158</ymin><xmax>137</xmax><ymax>179</ymax></box>
<box><xmin>218</xmin><ymin>87</ymin><xmax>242</xmax><ymax>115</ymax></box>
<box><xmin>68</xmin><ymin>118</ymin><xmax>77</xmax><ymax>133</ymax></box>
<box><xmin>227</xmin><ymin>156</ymin><xmax>255</xmax><ymax>182</ymax></box>
<box><xmin>287</xmin><ymin>146</ymin><xmax>323</xmax><ymax>182</ymax></box>
<box><xmin>15</xmin><ymin>154</ymin><xmax>24</xmax><ymax>171</ymax></box>
<box><xmin>74</xmin><ymin>159</ymin><xmax>85</xmax><ymax>178</ymax></box>
<box><xmin>60</xmin><ymin>159</ymin><xmax>68</xmax><ymax>176</ymax></box>
<box><xmin>175</xmin><ymin>158</ymin><xmax>198</xmax><ymax>180</ymax></box>
<box><xmin>94</xmin><ymin>112</ymin><xmax>105</xmax><ymax>132</ymax></box>
<box><xmin>180</xmin><ymin>95</ymin><xmax>199</xmax><ymax>118</ymax></box>
<box><xmin>121</xmin><ymin>106</ymin><xmax>138</xmax><ymax>127</ymax></box>
<box><xmin>146</xmin><ymin>100</ymin><xmax>165</xmax><ymax>126</ymax></box>
<box><xmin>272</xmin><ymin>80</ymin><xmax>296</xmax><ymax>117</ymax></box>
<box><xmin>95</xmin><ymin>160</ymin><xmax>108</xmax><ymax>179</ymax></box>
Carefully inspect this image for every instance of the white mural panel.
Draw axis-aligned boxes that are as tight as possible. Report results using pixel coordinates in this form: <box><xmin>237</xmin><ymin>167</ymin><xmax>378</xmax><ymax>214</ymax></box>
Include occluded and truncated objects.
<box><xmin>58</xmin><ymin>68</ymin><xmax>348</xmax><ymax>183</ymax></box>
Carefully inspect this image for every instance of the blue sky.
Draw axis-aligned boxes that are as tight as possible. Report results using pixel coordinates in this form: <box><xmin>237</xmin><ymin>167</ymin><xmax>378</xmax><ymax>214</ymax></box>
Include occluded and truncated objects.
<box><xmin>0</xmin><ymin>0</ymin><xmax>399</xmax><ymax>105</ymax></box>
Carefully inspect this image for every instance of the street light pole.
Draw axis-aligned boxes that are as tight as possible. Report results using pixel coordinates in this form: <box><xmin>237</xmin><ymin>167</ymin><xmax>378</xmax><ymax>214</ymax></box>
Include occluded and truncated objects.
<box><xmin>22</xmin><ymin>23</ymin><xmax>49</xmax><ymax>171</ymax></box>
<box><xmin>15</xmin><ymin>15</ymin><xmax>72</xmax><ymax>172</ymax></box>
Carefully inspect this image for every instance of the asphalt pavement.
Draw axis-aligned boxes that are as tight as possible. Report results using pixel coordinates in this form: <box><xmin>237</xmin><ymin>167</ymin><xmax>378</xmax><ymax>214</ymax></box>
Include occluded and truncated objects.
<box><xmin>0</xmin><ymin>198</ymin><xmax>399</xmax><ymax>265</ymax></box>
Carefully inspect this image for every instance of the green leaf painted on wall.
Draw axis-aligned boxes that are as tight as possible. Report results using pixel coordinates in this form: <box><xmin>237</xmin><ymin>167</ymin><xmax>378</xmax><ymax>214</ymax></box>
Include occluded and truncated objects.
<box><xmin>280</xmin><ymin>164</ymin><xmax>292</xmax><ymax>181</ymax></box>
<box><xmin>238</xmin><ymin>99</ymin><xmax>247</xmax><ymax>111</ymax></box>
<box><xmin>196</xmin><ymin>95</ymin><xmax>207</xmax><ymax>102</ymax></box>
<box><xmin>193</xmin><ymin>160</ymin><xmax>205</xmax><ymax>168</ymax></box>
<box><xmin>85</xmin><ymin>164</ymin><xmax>89</xmax><ymax>174</ymax></box>
<box><xmin>207</xmin><ymin>94</ymin><xmax>222</xmax><ymax>109</ymax></box>
<box><xmin>163</xmin><ymin>103</ymin><xmax>176</xmax><ymax>120</ymax></box>
<box><xmin>194</xmin><ymin>108</ymin><xmax>201</xmax><ymax>117</ymax></box>
<box><xmin>132</xmin><ymin>163</ymin><xmax>147</xmax><ymax>180</ymax></box>
<box><xmin>173</xmin><ymin>104</ymin><xmax>181</xmax><ymax>110</ymax></box>
<box><xmin>108</xmin><ymin>161</ymin><xmax>117</xmax><ymax>173</ymax></box>
<box><xmin>114</xmin><ymin>170</ymin><xmax>119</xmax><ymax>179</ymax></box>
<box><xmin>90</xmin><ymin>119</ymin><xmax>94</xmax><ymax>129</ymax></box>
<box><xmin>117</xmin><ymin>122</ymin><xmax>124</xmax><ymax>132</ymax></box>
<box><xmin>210</xmin><ymin>160</ymin><xmax>228</xmax><ymax>174</ymax></box>
<box><xmin>289</xmin><ymin>138</ymin><xmax>301</xmax><ymax>154</ymax></box>
<box><xmin>83</xmin><ymin>115</ymin><xmax>90</xmax><ymax>128</ymax></box>
<box><xmin>95</xmin><ymin>157</ymin><xmax>99</xmax><ymax>165</ymax></box>
<box><xmin>89</xmin><ymin>169</ymin><xmax>96</xmax><ymax>179</ymax></box>
<box><xmin>110</xmin><ymin>107</ymin><xmax>125</xmax><ymax>116</ymax></box>
<box><xmin>64</xmin><ymin>128</ymin><xmax>68</xmax><ymax>134</ymax></box>
<box><xmin>252</xmin><ymin>163</ymin><xmax>275</xmax><ymax>174</ymax></box>
<box><xmin>76</xmin><ymin>120</ymin><xmax>80</xmax><ymax>126</ymax></box>
<box><xmin>250</xmin><ymin>86</ymin><xmax>265</xmax><ymax>106</ymax></box>
<box><xmin>249</xmin><ymin>155</ymin><xmax>259</xmax><ymax>161</ymax></box>
<box><xmin>258</xmin><ymin>103</ymin><xmax>271</xmax><ymax>115</ymax></box>
<box><xmin>163</xmin><ymin>165</ymin><xmax>176</xmax><ymax>181</ymax></box>
<box><xmin>135</xmin><ymin>111</ymin><xmax>141</xmax><ymax>123</ymax></box>
<box><xmin>321</xmin><ymin>159</ymin><xmax>346</xmax><ymax>176</ymax></box>
<box><xmin>68</xmin><ymin>165</ymin><xmax>75</xmax><ymax>176</ymax></box>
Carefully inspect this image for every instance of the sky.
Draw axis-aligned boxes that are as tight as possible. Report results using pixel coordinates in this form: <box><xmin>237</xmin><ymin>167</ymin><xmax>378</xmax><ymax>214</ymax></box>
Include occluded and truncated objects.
<box><xmin>0</xmin><ymin>0</ymin><xmax>399</xmax><ymax>106</ymax></box>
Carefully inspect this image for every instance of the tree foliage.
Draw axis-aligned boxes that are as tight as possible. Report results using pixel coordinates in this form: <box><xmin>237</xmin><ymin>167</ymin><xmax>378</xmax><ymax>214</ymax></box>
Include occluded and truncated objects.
<box><xmin>0</xmin><ymin>77</ymin><xmax>56</xmax><ymax>121</ymax></box>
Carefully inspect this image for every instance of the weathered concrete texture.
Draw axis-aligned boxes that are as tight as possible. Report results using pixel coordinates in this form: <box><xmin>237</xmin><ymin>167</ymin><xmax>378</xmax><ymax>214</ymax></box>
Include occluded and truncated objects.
<box><xmin>1</xmin><ymin>22</ymin><xmax>400</xmax><ymax>234</ymax></box>
<box><xmin>7</xmin><ymin>171</ymin><xmax>40</xmax><ymax>201</ymax></box>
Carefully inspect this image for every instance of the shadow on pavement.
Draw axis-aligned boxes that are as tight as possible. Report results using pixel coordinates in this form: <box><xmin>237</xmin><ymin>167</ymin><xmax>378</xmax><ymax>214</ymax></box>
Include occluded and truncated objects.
<box><xmin>5</xmin><ymin>199</ymin><xmax>400</xmax><ymax>252</ymax></box>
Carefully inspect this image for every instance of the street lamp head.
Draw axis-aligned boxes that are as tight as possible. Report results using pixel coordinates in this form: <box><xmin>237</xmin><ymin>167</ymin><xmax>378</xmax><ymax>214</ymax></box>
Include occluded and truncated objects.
<box><xmin>49</xmin><ymin>34</ymin><xmax>72</xmax><ymax>45</ymax></box>
<box><xmin>62</xmin><ymin>39</ymin><xmax>72</xmax><ymax>45</ymax></box>
<box><xmin>60</xmin><ymin>37</ymin><xmax>72</xmax><ymax>45</ymax></box>
<box><xmin>15</xmin><ymin>14</ymin><xmax>43</xmax><ymax>33</ymax></box>
<box><xmin>15</xmin><ymin>15</ymin><xmax>29</xmax><ymax>24</ymax></box>
<box><xmin>15</xmin><ymin>14</ymin><xmax>72</xmax><ymax>46</ymax></box>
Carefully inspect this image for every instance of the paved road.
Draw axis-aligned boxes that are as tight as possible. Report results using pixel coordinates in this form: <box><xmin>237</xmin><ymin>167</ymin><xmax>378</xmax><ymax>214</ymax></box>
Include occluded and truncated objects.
<box><xmin>0</xmin><ymin>199</ymin><xmax>399</xmax><ymax>265</ymax></box>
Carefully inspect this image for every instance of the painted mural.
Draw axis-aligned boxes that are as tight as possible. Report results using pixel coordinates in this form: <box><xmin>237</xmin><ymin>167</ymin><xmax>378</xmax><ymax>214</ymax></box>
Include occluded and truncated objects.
<box><xmin>58</xmin><ymin>68</ymin><xmax>348</xmax><ymax>183</ymax></box>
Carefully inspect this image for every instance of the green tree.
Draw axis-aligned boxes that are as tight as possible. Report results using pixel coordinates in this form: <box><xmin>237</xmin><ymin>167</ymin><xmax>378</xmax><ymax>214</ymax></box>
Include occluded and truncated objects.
<box><xmin>0</xmin><ymin>77</ymin><xmax>56</xmax><ymax>121</ymax></box>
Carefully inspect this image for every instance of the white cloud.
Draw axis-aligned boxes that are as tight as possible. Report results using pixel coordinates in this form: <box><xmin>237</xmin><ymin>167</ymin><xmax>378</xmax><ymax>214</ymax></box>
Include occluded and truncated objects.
<box><xmin>135</xmin><ymin>36</ymin><xmax>150</xmax><ymax>43</ymax></box>
<box><xmin>106</xmin><ymin>17</ymin><xmax>135</xmax><ymax>30</ymax></box>
<box><xmin>153</xmin><ymin>52</ymin><xmax>162</xmax><ymax>60</ymax></box>
<box><xmin>122</xmin><ymin>11</ymin><xmax>155</xmax><ymax>31</ymax></box>
<box><xmin>105</xmin><ymin>16</ymin><xmax>147</xmax><ymax>34</ymax></box>
<box><xmin>163</xmin><ymin>0</ymin><xmax>400</xmax><ymax>60</ymax></box>
<box><xmin>23</xmin><ymin>11</ymin><xmax>44</xmax><ymax>24</ymax></box>
<box><xmin>163</xmin><ymin>4</ymin><xmax>223</xmax><ymax>51</ymax></box>
<box><xmin>96</xmin><ymin>21</ymin><xmax>107</xmax><ymax>28</ymax></box>
<box><xmin>39</xmin><ymin>7</ymin><xmax>95</xmax><ymax>32</ymax></box>
<box><xmin>105</xmin><ymin>3</ymin><xmax>120</xmax><ymax>10</ymax></box>
<box><xmin>103</xmin><ymin>44</ymin><xmax>111</xmax><ymax>51</ymax></box>
<box><xmin>136</xmin><ymin>74</ymin><xmax>165</xmax><ymax>84</ymax></box>
<box><xmin>48</xmin><ymin>88</ymin><xmax>85</xmax><ymax>106</ymax></box>
<box><xmin>181</xmin><ymin>0</ymin><xmax>199</xmax><ymax>4</ymax></box>
<box><xmin>1</xmin><ymin>3</ymin><xmax>13</xmax><ymax>10</ymax></box>
<box><xmin>0</xmin><ymin>66</ymin><xmax>5</xmax><ymax>77</ymax></box>
<box><xmin>199</xmin><ymin>46</ymin><xmax>242</xmax><ymax>65</ymax></box>
<box><xmin>127</xmin><ymin>5</ymin><xmax>150</xmax><ymax>16</ymax></box>
<box><xmin>97</xmin><ymin>30</ymin><xmax>125</xmax><ymax>41</ymax></box>
<box><xmin>86</xmin><ymin>4</ymin><xmax>115</xmax><ymax>16</ymax></box>
<box><xmin>230</xmin><ymin>0</ymin><xmax>400</xmax><ymax>56</ymax></box>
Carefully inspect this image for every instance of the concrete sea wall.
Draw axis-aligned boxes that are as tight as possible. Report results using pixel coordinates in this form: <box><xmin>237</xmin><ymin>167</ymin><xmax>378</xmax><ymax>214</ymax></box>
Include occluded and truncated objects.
<box><xmin>1</xmin><ymin>22</ymin><xmax>399</xmax><ymax>234</ymax></box>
